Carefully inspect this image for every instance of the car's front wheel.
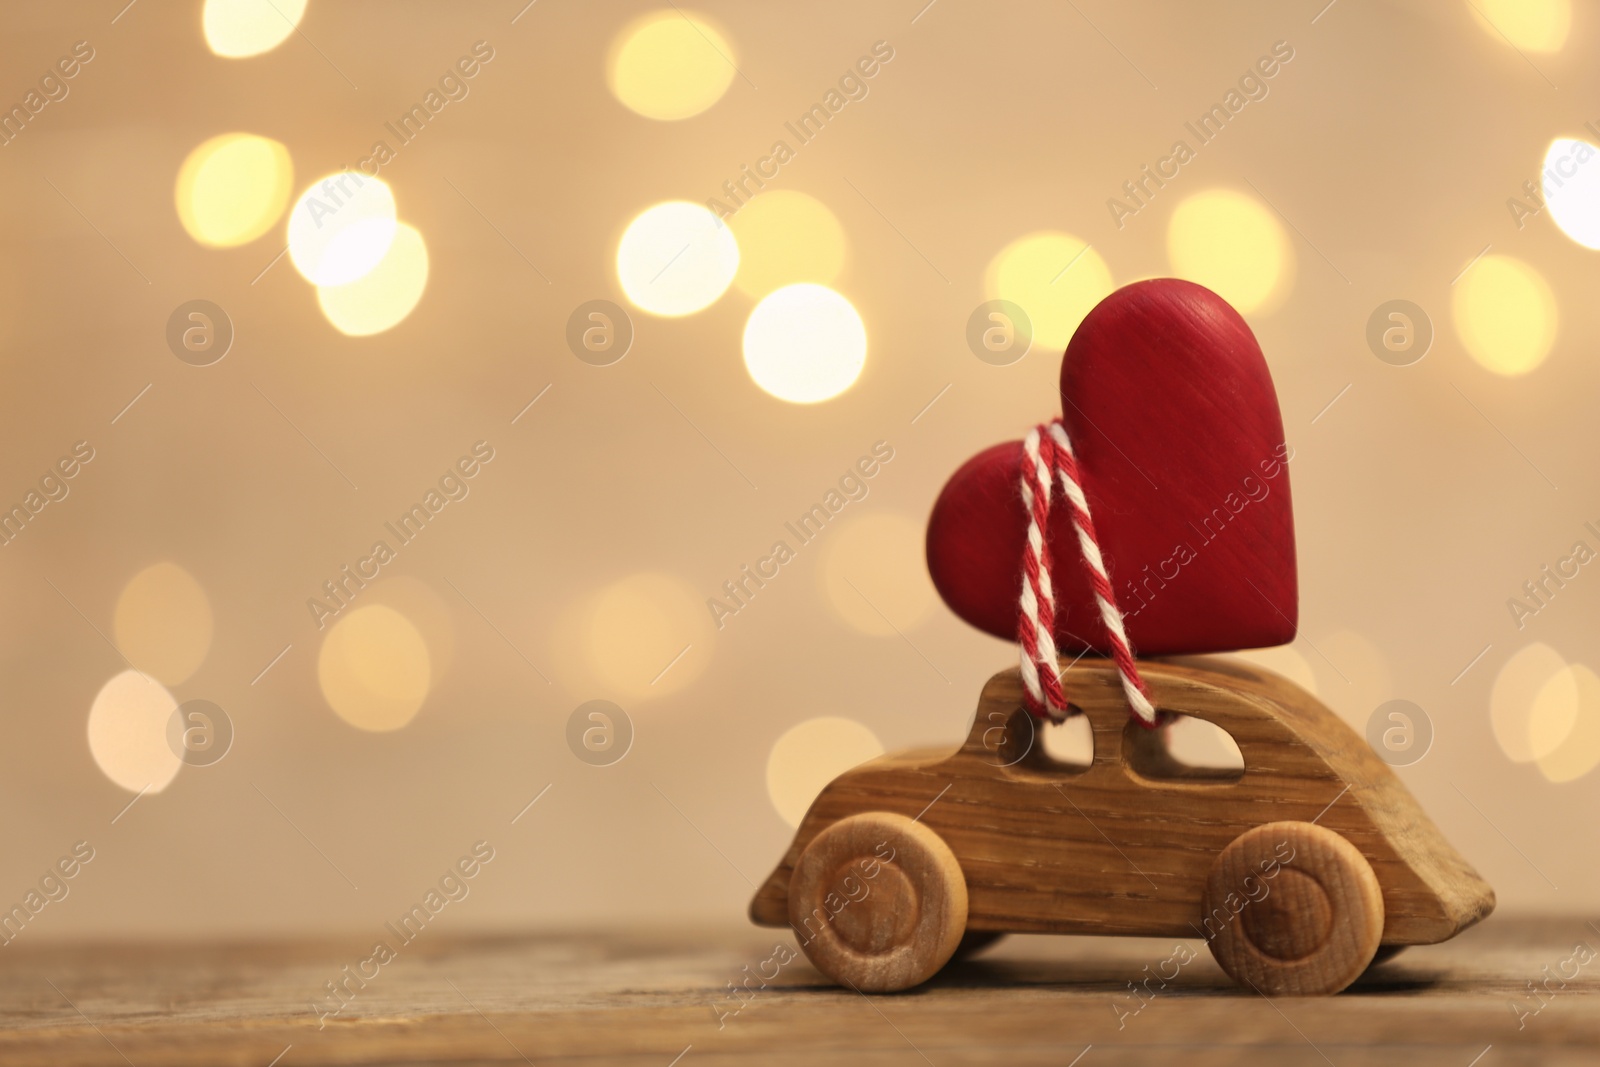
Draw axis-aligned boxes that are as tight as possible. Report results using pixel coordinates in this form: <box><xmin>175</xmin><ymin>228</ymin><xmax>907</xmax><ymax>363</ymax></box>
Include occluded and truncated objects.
<box><xmin>1202</xmin><ymin>820</ymin><xmax>1384</xmax><ymax>995</ymax></box>
<box><xmin>787</xmin><ymin>811</ymin><xmax>967</xmax><ymax>992</ymax></box>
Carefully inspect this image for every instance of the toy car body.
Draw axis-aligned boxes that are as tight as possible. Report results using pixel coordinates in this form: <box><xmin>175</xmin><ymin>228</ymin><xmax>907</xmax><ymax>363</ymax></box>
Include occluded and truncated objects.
<box><xmin>750</xmin><ymin>656</ymin><xmax>1494</xmax><ymax>995</ymax></box>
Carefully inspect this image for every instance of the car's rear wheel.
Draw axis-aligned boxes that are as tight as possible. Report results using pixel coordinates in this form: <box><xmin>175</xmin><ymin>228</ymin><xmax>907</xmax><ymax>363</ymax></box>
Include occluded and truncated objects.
<box><xmin>787</xmin><ymin>811</ymin><xmax>967</xmax><ymax>992</ymax></box>
<box><xmin>1203</xmin><ymin>821</ymin><xmax>1384</xmax><ymax>996</ymax></box>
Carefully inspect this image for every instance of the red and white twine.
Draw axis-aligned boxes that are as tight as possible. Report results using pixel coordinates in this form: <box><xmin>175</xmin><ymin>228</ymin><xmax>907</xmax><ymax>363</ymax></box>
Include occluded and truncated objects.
<box><xmin>1017</xmin><ymin>420</ymin><xmax>1158</xmax><ymax>727</ymax></box>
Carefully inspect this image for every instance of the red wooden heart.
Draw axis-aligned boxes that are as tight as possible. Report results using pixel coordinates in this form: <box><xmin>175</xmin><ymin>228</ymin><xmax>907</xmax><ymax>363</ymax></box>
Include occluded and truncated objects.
<box><xmin>926</xmin><ymin>278</ymin><xmax>1297</xmax><ymax>656</ymax></box>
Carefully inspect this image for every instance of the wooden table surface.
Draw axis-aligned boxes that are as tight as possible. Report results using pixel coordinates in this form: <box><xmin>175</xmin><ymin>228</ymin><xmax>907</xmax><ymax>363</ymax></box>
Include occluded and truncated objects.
<box><xmin>0</xmin><ymin>917</ymin><xmax>1594</xmax><ymax>1066</ymax></box>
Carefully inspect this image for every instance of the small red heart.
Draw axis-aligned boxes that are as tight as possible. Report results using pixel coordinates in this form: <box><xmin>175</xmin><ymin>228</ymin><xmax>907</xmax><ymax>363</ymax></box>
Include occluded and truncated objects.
<box><xmin>927</xmin><ymin>278</ymin><xmax>1297</xmax><ymax>656</ymax></box>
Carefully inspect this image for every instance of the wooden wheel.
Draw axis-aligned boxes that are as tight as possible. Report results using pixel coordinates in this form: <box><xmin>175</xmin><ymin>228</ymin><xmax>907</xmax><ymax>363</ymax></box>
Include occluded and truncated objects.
<box><xmin>1203</xmin><ymin>821</ymin><xmax>1384</xmax><ymax>996</ymax></box>
<box><xmin>787</xmin><ymin>812</ymin><xmax>967</xmax><ymax>992</ymax></box>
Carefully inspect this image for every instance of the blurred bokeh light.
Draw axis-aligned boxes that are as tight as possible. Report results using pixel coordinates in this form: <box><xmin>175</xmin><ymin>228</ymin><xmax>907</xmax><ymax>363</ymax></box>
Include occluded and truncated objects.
<box><xmin>113</xmin><ymin>562</ymin><xmax>213</xmax><ymax>687</ymax></box>
<box><xmin>584</xmin><ymin>572</ymin><xmax>711</xmax><ymax>699</ymax></box>
<box><xmin>287</xmin><ymin>173</ymin><xmax>398</xmax><ymax>286</ymax></box>
<box><xmin>1166</xmin><ymin>189</ymin><xmax>1293</xmax><ymax>315</ymax></box>
<box><xmin>729</xmin><ymin>190</ymin><xmax>847</xmax><ymax>298</ymax></box>
<box><xmin>365</xmin><ymin>576</ymin><xmax>456</xmax><ymax>681</ymax></box>
<box><xmin>1537</xmin><ymin>664</ymin><xmax>1600</xmax><ymax>783</ymax></box>
<box><xmin>1491</xmin><ymin>643</ymin><xmax>1577</xmax><ymax>763</ymax></box>
<box><xmin>985</xmin><ymin>232</ymin><xmax>1112</xmax><ymax>351</ymax></box>
<box><xmin>316</xmin><ymin>221</ymin><xmax>429</xmax><ymax>336</ymax></box>
<box><xmin>765</xmin><ymin>716</ymin><xmax>882</xmax><ymax>827</ymax></box>
<box><xmin>174</xmin><ymin>132</ymin><xmax>293</xmax><ymax>248</ymax></box>
<box><xmin>1542</xmin><ymin>138</ymin><xmax>1600</xmax><ymax>250</ymax></box>
<box><xmin>1468</xmin><ymin>0</ymin><xmax>1570</xmax><ymax>53</ymax></box>
<box><xmin>202</xmin><ymin>0</ymin><xmax>308</xmax><ymax>58</ymax></box>
<box><xmin>87</xmin><ymin>670</ymin><xmax>181</xmax><ymax>794</ymax></box>
<box><xmin>317</xmin><ymin>604</ymin><xmax>432</xmax><ymax>731</ymax></box>
<box><xmin>606</xmin><ymin>10</ymin><xmax>737</xmax><ymax>120</ymax></box>
<box><xmin>742</xmin><ymin>283</ymin><xmax>866</xmax><ymax>403</ymax></box>
<box><xmin>1452</xmin><ymin>254</ymin><xmax>1558</xmax><ymax>376</ymax></box>
<box><xmin>617</xmin><ymin>200</ymin><xmax>739</xmax><ymax>316</ymax></box>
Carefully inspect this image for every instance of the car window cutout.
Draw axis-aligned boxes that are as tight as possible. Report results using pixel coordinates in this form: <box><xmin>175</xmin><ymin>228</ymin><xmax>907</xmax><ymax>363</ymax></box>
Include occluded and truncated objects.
<box><xmin>979</xmin><ymin>707</ymin><xmax>1093</xmax><ymax>774</ymax></box>
<box><xmin>1038</xmin><ymin>711</ymin><xmax>1094</xmax><ymax>771</ymax></box>
<box><xmin>1122</xmin><ymin>712</ymin><xmax>1245</xmax><ymax>783</ymax></box>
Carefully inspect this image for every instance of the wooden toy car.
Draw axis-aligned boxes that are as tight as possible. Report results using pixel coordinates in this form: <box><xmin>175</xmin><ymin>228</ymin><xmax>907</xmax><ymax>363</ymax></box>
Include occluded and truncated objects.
<box><xmin>750</xmin><ymin>656</ymin><xmax>1494</xmax><ymax>996</ymax></box>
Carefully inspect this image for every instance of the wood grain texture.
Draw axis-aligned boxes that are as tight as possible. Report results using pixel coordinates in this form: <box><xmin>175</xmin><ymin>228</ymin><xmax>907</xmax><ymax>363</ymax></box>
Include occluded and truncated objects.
<box><xmin>926</xmin><ymin>278</ymin><xmax>1298</xmax><ymax>655</ymax></box>
<box><xmin>788</xmin><ymin>812</ymin><xmax>967</xmax><ymax>992</ymax></box>
<box><xmin>0</xmin><ymin>919</ymin><xmax>1592</xmax><ymax>1065</ymax></box>
<box><xmin>751</xmin><ymin>656</ymin><xmax>1493</xmax><ymax>959</ymax></box>
<box><xmin>1204</xmin><ymin>821</ymin><xmax>1386</xmax><ymax>995</ymax></box>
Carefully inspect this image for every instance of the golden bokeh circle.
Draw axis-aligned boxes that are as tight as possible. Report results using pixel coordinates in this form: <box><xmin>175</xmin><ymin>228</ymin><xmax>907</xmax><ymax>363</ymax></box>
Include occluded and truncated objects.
<box><xmin>365</xmin><ymin>576</ymin><xmax>456</xmax><ymax>681</ymax></box>
<box><xmin>1467</xmin><ymin>0</ymin><xmax>1570</xmax><ymax>53</ymax></box>
<box><xmin>1537</xmin><ymin>664</ymin><xmax>1600</xmax><ymax>783</ymax></box>
<box><xmin>1542</xmin><ymin>138</ymin><xmax>1600</xmax><ymax>250</ymax></box>
<box><xmin>1452</xmin><ymin>254</ymin><xmax>1557</xmax><ymax>377</ymax></box>
<box><xmin>742</xmin><ymin>283</ymin><xmax>867</xmax><ymax>404</ymax></box>
<box><xmin>287</xmin><ymin>173</ymin><xmax>399</xmax><ymax>286</ymax></box>
<box><xmin>1166</xmin><ymin>189</ymin><xmax>1293</xmax><ymax>315</ymax></box>
<box><xmin>318</xmin><ymin>604</ymin><xmax>432</xmax><ymax>731</ymax></box>
<box><xmin>113</xmin><ymin>562</ymin><xmax>214</xmax><ymax>686</ymax></box>
<box><xmin>617</xmin><ymin>201</ymin><xmax>740</xmax><ymax>316</ymax></box>
<box><xmin>317</xmin><ymin>221</ymin><xmax>429</xmax><ymax>336</ymax></box>
<box><xmin>729</xmin><ymin>190</ymin><xmax>847</xmax><ymax>298</ymax></box>
<box><xmin>985</xmin><ymin>232</ymin><xmax>1113</xmax><ymax>351</ymax></box>
<box><xmin>175</xmin><ymin>133</ymin><xmax>293</xmax><ymax>248</ymax></box>
<box><xmin>203</xmin><ymin>0</ymin><xmax>309</xmax><ymax>58</ymax></box>
<box><xmin>765</xmin><ymin>717</ymin><xmax>883</xmax><ymax>827</ymax></box>
<box><xmin>584</xmin><ymin>572</ymin><xmax>713</xmax><ymax>700</ymax></box>
<box><xmin>1490</xmin><ymin>642</ymin><xmax>1576</xmax><ymax>763</ymax></box>
<box><xmin>87</xmin><ymin>670</ymin><xmax>182</xmax><ymax>794</ymax></box>
<box><xmin>607</xmin><ymin>10</ymin><xmax>738</xmax><ymax>120</ymax></box>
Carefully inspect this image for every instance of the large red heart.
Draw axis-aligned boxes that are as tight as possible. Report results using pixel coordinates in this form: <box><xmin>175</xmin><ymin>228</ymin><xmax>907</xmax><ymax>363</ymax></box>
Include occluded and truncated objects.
<box><xmin>926</xmin><ymin>278</ymin><xmax>1297</xmax><ymax>656</ymax></box>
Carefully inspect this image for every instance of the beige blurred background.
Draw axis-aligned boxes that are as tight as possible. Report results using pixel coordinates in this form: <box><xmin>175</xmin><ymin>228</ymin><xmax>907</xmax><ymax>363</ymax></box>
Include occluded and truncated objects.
<box><xmin>0</xmin><ymin>0</ymin><xmax>1595</xmax><ymax>944</ymax></box>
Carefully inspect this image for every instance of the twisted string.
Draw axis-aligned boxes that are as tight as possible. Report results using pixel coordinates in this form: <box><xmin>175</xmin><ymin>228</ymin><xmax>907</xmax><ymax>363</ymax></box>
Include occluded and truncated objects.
<box><xmin>1017</xmin><ymin>420</ymin><xmax>1157</xmax><ymax>727</ymax></box>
